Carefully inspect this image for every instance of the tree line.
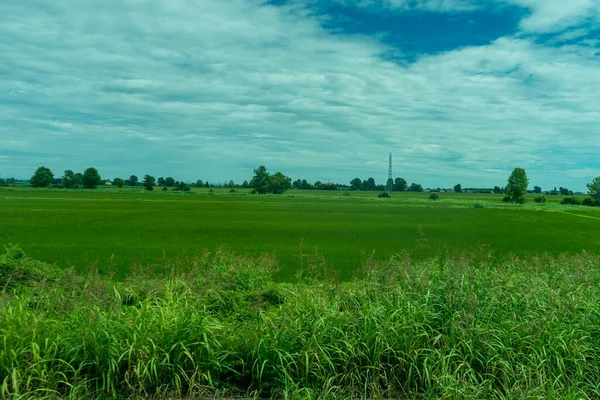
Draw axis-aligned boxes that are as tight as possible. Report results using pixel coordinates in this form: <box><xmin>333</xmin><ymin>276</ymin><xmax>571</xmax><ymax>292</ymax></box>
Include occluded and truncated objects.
<box><xmin>9</xmin><ymin>166</ymin><xmax>600</xmax><ymax>207</ymax></box>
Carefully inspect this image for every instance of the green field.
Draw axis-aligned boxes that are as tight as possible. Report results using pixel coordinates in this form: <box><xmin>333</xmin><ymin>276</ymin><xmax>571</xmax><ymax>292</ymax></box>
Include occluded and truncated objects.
<box><xmin>1</xmin><ymin>187</ymin><xmax>598</xmax><ymax>280</ymax></box>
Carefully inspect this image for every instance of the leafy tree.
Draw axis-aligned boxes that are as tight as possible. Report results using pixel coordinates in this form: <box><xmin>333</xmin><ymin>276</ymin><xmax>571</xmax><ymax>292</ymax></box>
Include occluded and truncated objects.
<box><xmin>586</xmin><ymin>176</ymin><xmax>600</xmax><ymax>202</ymax></box>
<box><xmin>127</xmin><ymin>175</ymin><xmax>138</xmax><ymax>186</ymax></box>
<box><xmin>195</xmin><ymin>179</ymin><xmax>203</xmax><ymax>187</ymax></box>
<box><xmin>533</xmin><ymin>186</ymin><xmax>542</xmax><ymax>194</ymax></box>
<box><xmin>82</xmin><ymin>168</ymin><xmax>101</xmax><ymax>189</ymax></box>
<box><xmin>61</xmin><ymin>170</ymin><xmax>77</xmax><ymax>188</ymax></box>
<box><xmin>493</xmin><ymin>186</ymin><xmax>503</xmax><ymax>194</ymax></box>
<box><xmin>30</xmin><ymin>166</ymin><xmax>54</xmax><ymax>187</ymax></box>
<box><xmin>506</xmin><ymin>168</ymin><xmax>528</xmax><ymax>203</ymax></box>
<box><xmin>350</xmin><ymin>178</ymin><xmax>362</xmax><ymax>191</ymax></box>
<box><xmin>228</xmin><ymin>180</ymin><xmax>235</xmax><ymax>188</ymax></box>
<box><xmin>0</xmin><ymin>178</ymin><xmax>7</xmax><ymax>187</ymax></box>
<box><xmin>454</xmin><ymin>184</ymin><xmax>462</xmax><ymax>193</ymax></box>
<box><xmin>559</xmin><ymin>187</ymin><xmax>571</xmax><ymax>196</ymax></box>
<box><xmin>165</xmin><ymin>177</ymin><xmax>175</xmax><ymax>187</ymax></box>
<box><xmin>409</xmin><ymin>183</ymin><xmax>424</xmax><ymax>192</ymax></box>
<box><xmin>394</xmin><ymin>177</ymin><xmax>407</xmax><ymax>191</ymax></box>
<box><xmin>113</xmin><ymin>178</ymin><xmax>125</xmax><ymax>188</ymax></box>
<box><xmin>429</xmin><ymin>193</ymin><xmax>439</xmax><ymax>200</ymax></box>
<box><xmin>143</xmin><ymin>175</ymin><xmax>156</xmax><ymax>191</ymax></box>
<box><xmin>162</xmin><ymin>186</ymin><xmax>168</xmax><ymax>192</ymax></box>
<box><xmin>157</xmin><ymin>177</ymin><xmax>166</xmax><ymax>186</ymax></box>
<box><xmin>365</xmin><ymin>177</ymin><xmax>376</xmax><ymax>191</ymax></box>
<box><xmin>534</xmin><ymin>195</ymin><xmax>546</xmax><ymax>203</ymax></box>
<box><xmin>268</xmin><ymin>172</ymin><xmax>292</xmax><ymax>194</ymax></box>
<box><xmin>241</xmin><ymin>180</ymin><xmax>249</xmax><ymax>189</ymax></box>
<box><xmin>250</xmin><ymin>165</ymin><xmax>270</xmax><ymax>194</ymax></box>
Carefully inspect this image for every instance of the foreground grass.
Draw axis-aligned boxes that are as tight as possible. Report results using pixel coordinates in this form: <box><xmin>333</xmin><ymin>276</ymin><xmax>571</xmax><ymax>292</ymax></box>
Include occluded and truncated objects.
<box><xmin>2</xmin><ymin>246</ymin><xmax>600</xmax><ymax>399</ymax></box>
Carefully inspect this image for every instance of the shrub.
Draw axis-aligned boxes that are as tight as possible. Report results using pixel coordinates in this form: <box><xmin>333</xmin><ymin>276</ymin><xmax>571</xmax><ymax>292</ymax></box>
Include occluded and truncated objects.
<box><xmin>561</xmin><ymin>196</ymin><xmax>581</xmax><ymax>205</ymax></box>
<box><xmin>582</xmin><ymin>197</ymin><xmax>598</xmax><ymax>207</ymax></box>
<box><xmin>429</xmin><ymin>193</ymin><xmax>439</xmax><ymax>201</ymax></box>
<box><xmin>378</xmin><ymin>192</ymin><xmax>390</xmax><ymax>198</ymax></box>
<box><xmin>502</xmin><ymin>196</ymin><xmax>512</xmax><ymax>203</ymax></box>
<box><xmin>229</xmin><ymin>188</ymin><xmax>236</xmax><ymax>193</ymax></box>
<box><xmin>0</xmin><ymin>245</ymin><xmax>61</xmax><ymax>289</ymax></box>
<box><xmin>473</xmin><ymin>202</ymin><xmax>484</xmax><ymax>209</ymax></box>
<box><xmin>534</xmin><ymin>195</ymin><xmax>546</xmax><ymax>204</ymax></box>
<box><xmin>162</xmin><ymin>186</ymin><xmax>168</xmax><ymax>192</ymax></box>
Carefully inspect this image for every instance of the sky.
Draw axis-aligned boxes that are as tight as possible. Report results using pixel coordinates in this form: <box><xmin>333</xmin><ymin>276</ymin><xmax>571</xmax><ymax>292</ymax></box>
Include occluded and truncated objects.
<box><xmin>0</xmin><ymin>0</ymin><xmax>599</xmax><ymax>190</ymax></box>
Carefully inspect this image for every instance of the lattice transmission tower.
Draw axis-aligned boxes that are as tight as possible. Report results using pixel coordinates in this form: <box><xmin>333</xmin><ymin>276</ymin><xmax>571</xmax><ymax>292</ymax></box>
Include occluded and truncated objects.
<box><xmin>387</xmin><ymin>152</ymin><xmax>393</xmax><ymax>192</ymax></box>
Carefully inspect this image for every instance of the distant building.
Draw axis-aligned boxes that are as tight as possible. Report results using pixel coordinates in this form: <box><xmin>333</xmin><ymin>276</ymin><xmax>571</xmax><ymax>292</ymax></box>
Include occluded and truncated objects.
<box><xmin>105</xmin><ymin>180</ymin><xmax>113</xmax><ymax>186</ymax></box>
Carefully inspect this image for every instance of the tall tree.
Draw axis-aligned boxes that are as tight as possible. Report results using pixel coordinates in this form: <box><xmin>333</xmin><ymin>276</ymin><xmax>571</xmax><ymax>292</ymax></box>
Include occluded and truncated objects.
<box><xmin>61</xmin><ymin>170</ymin><xmax>76</xmax><ymax>188</ymax></box>
<box><xmin>454</xmin><ymin>184</ymin><xmax>462</xmax><ymax>193</ymax></box>
<box><xmin>157</xmin><ymin>177</ymin><xmax>166</xmax><ymax>186</ymax></box>
<box><xmin>113</xmin><ymin>178</ymin><xmax>125</xmax><ymax>188</ymax></box>
<box><xmin>587</xmin><ymin>176</ymin><xmax>600</xmax><ymax>202</ymax></box>
<box><xmin>82</xmin><ymin>167</ymin><xmax>101</xmax><ymax>189</ymax></box>
<box><xmin>409</xmin><ymin>183</ymin><xmax>424</xmax><ymax>192</ymax></box>
<box><xmin>250</xmin><ymin>165</ymin><xmax>270</xmax><ymax>194</ymax></box>
<box><xmin>128</xmin><ymin>175</ymin><xmax>139</xmax><ymax>186</ymax></box>
<box><xmin>533</xmin><ymin>186</ymin><xmax>542</xmax><ymax>194</ymax></box>
<box><xmin>365</xmin><ymin>177</ymin><xmax>376</xmax><ymax>191</ymax></box>
<box><xmin>394</xmin><ymin>177</ymin><xmax>407</xmax><ymax>191</ymax></box>
<box><xmin>165</xmin><ymin>177</ymin><xmax>175</xmax><ymax>187</ymax></box>
<box><xmin>350</xmin><ymin>178</ymin><xmax>362</xmax><ymax>191</ymax></box>
<box><xmin>506</xmin><ymin>168</ymin><xmax>529</xmax><ymax>203</ymax></box>
<box><xmin>30</xmin><ymin>166</ymin><xmax>54</xmax><ymax>188</ymax></box>
<box><xmin>143</xmin><ymin>175</ymin><xmax>156</xmax><ymax>191</ymax></box>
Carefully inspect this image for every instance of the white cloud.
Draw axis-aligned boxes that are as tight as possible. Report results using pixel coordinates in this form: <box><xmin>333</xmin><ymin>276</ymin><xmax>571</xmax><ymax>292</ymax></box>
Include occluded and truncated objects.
<box><xmin>506</xmin><ymin>0</ymin><xmax>600</xmax><ymax>33</ymax></box>
<box><xmin>0</xmin><ymin>0</ymin><xmax>598</xmax><ymax>189</ymax></box>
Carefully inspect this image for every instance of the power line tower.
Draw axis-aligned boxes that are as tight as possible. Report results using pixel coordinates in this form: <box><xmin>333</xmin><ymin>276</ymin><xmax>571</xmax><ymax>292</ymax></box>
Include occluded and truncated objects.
<box><xmin>387</xmin><ymin>152</ymin><xmax>393</xmax><ymax>192</ymax></box>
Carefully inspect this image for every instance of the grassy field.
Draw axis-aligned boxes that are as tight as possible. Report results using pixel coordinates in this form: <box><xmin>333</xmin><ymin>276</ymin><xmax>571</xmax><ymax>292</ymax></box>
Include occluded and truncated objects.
<box><xmin>2</xmin><ymin>246</ymin><xmax>600</xmax><ymax>399</ymax></box>
<box><xmin>1</xmin><ymin>187</ymin><xmax>598</xmax><ymax>280</ymax></box>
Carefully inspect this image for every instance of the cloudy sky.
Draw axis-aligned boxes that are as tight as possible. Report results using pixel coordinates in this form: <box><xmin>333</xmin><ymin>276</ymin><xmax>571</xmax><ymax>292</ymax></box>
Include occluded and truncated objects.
<box><xmin>1</xmin><ymin>0</ymin><xmax>599</xmax><ymax>189</ymax></box>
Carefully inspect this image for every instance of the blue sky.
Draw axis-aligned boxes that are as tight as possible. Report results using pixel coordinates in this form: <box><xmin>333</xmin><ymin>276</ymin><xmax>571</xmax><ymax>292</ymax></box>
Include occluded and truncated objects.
<box><xmin>0</xmin><ymin>0</ymin><xmax>599</xmax><ymax>190</ymax></box>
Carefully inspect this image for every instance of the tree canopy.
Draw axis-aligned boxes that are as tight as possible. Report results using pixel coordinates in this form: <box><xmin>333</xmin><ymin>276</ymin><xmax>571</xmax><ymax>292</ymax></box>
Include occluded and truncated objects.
<box><xmin>30</xmin><ymin>166</ymin><xmax>54</xmax><ymax>188</ymax></box>
<box><xmin>587</xmin><ymin>176</ymin><xmax>600</xmax><ymax>202</ymax></box>
<box><xmin>506</xmin><ymin>168</ymin><xmax>529</xmax><ymax>203</ymax></box>
<box><xmin>82</xmin><ymin>168</ymin><xmax>101</xmax><ymax>189</ymax></box>
<box><xmin>250</xmin><ymin>166</ymin><xmax>291</xmax><ymax>194</ymax></box>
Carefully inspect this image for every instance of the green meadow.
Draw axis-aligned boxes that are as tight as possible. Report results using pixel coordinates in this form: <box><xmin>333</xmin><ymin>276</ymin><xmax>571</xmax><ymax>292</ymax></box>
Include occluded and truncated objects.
<box><xmin>1</xmin><ymin>187</ymin><xmax>598</xmax><ymax>280</ymax></box>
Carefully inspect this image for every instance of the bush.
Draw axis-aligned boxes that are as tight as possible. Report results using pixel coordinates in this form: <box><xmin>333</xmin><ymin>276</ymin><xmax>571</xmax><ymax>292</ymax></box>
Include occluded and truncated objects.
<box><xmin>561</xmin><ymin>196</ymin><xmax>581</xmax><ymax>205</ymax></box>
<box><xmin>502</xmin><ymin>196</ymin><xmax>512</xmax><ymax>203</ymax></box>
<box><xmin>429</xmin><ymin>193</ymin><xmax>439</xmax><ymax>201</ymax></box>
<box><xmin>229</xmin><ymin>188</ymin><xmax>236</xmax><ymax>193</ymax></box>
<box><xmin>378</xmin><ymin>192</ymin><xmax>390</xmax><ymax>198</ymax></box>
<box><xmin>534</xmin><ymin>195</ymin><xmax>546</xmax><ymax>204</ymax></box>
<box><xmin>0</xmin><ymin>245</ymin><xmax>61</xmax><ymax>289</ymax></box>
<box><xmin>582</xmin><ymin>198</ymin><xmax>598</xmax><ymax>207</ymax></box>
<box><xmin>473</xmin><ymin>202</ymin><xmax>484</xmax><ymax>209</ymax></box>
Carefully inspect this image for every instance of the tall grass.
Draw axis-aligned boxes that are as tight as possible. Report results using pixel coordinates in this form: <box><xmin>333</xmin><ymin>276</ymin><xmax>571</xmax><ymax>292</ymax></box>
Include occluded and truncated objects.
<box><xmin>2</xmin><ymin>245</ymin><xmax>600</xmax><ymax>398</ymax></box>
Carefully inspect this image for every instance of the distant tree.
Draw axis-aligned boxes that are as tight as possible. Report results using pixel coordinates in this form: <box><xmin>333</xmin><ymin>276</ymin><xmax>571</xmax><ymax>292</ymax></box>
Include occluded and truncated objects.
<box><xmin>195</xmin><ymin>179</ymin><xmax>203</xmax><ymax>187</ymax></box>
<box><xmin>409</xmin><ymin>183</ymin><xmax>424</xmax><ymax>192</ymax></box>
<box><xmin>127</xmin><ymin>175</ymin><xmax>139</xmax><ymax>186</ymax></box>
<box><xmin>314</xmin><ymin>180</ymin><xmax>323</xmax><ymax>190</ymax></box>
<box><xmin>454</xmin><ymin>184</ymin><xmax>462</xmax><ymax>193</ymax></box>
<box><xmin>228</xmin><ymin>180</ymin><xmax>235</xmax><ymax>188</ymax></box>
<box><xmin>143</xmin><ymin>175</ymin><xmax>156</xmax><ymax>191</ymax></box>
<box><xmin>113</xmin><ymin>178</ymin><xmax>125</xmax><ymax>188</ymax></box>
<box><xmin>429</xmin><ymin>193</ymin><xmax>439</xmax><ymax>201</ymax></box>
<box><xmin>250</xmin><ymin>165</ymin><xmax>270</xmax><ymax>194</ymax></box>
<box><xmin>301</xmin><ymin>179</ymin><xmax>312</xmax><ymax>190</ymax></box>
<box><xmin>292</xmin><ymin>179</ymin><xmax>302</xmax><ymax>189</ymax></box>
<box><xmin>506</xmin><ymin>168</ymin><xmax>529</xmax><ymax>203</ymax></box>
<box><xmin>268</xmin><ymin>172</ymin><xmax>292</xmax><ymax>194</ymax></box>
<box><xmin>533</xmin><ymin>186</ymin><xmax>542</xmax><ymax>194</ymax></box>
<box><xmin>350</xmin><ymin>178</ymin><xmax>362</xmax><ymax>191</ymax></box>
<box><xmin>0</xmin><ymin>178</ymin><xmax>7</xmax><ymax>187</ymax></box>
<box><xmin>175</xmin><ymin>181</ymin><xmax>190</xmax><ymax>191</ymax></box>
<box><xmin>61</xmin><ymin>170</ymin><xmax>77</xmax><ymax>189</ymax></box>
<box><xmin>394</xmin><ymin>177</ymin><xmax>407</xmax><ymax>192</ymax></box>
<box><xmin>559</xmin><ymin>187</ymin><xmax>571</xmax><ymax>196</ymax></box>
<box><xmin>534</xmin><ymin>195</ymin><xmax>546</xmax><ymax>203</ymax></box>
<box><xmin>365</xmin><ymin>177</ymin><xmax>376</xmax><ymax>191</ymax></box>
<box><xmin>205</xmin><ymin>181</ymin><xmax>210</xmax><ymax>188</ymax></box>
<box><xmin>493</xmin><ymin>186</ymin><xmax>503</xmax><ymax>194</ymax></box>
<box><xmin>587</xmin><ymin>176</ymin><xmax>600</xmax><ymax>202</ymax></box>
<box><xmin>241</xmin><ymin>180</ymin><xmax>249</xmax><ymax>189</ymax></box>
<box><xmin>162</xmin><ymin>186</ymin><xmax>168</xmax><ymax>192</ymax></box>
<box><xmin>157</xmin><ymin>177</ymin><xmax>166</xmax><ymax>186</ymax></box>
<box><xmin>165</xmin><ymin>177</ymin><xmax>175</xmax><ymax>187</ymax></box>
<box><xmin>31</xmin><ymin>166</ymin><xmax>54</xmax><ymax>188</ymax></box>
<box><xmin>82</xmin><ymin>168</ymin><xmax>101</xmax><ymax>189</ymax></box>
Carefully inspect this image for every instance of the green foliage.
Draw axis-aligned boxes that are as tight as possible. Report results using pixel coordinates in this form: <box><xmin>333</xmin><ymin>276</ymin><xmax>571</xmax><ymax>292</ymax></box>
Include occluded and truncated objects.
<box><xmin>587</xmin><ymin>176</ymin><xmax>600</xmax><ymax>202</ymax></box>
<box><xmin>61</xmin><ymin>169</ymin><xmax>77</xmax><ymax>188</ymax></box>
<box><xmin>127</xmin><ymin>175</ymin><xmax>139</xmax><ymax>186</ymax></box>
<box><xmin>582</xmin><ymin>197</ymin><xmax>598</xmax><ymax>207</ymax></box>
<box><xmin>162</xmin><ymin>186</ymin><xmax>168</xmax><ymax>192</ymax></box>
<box><xmin>506</xmin><ymin>167</ymin><xmax>529</xmax><ymax>203</ymax></box>
<box><xmin>350</xmin><ymin>178</ymin><xmax>362</xmax><ymax>190</ymax></box>
<box><xmin>82</xmin><ymin>167</ymin><xmax>101</xmax><ymax>189</ymax></box>
<box><xmin>250</xmin><ymin>166</ymin><xmax>291</xmax><ymax>194</ymax></box>
<box><xmin>267</xmin><ymin>171</ymin><xmax>292</xmax><ymax>194</ymax></box>
<box><xmin>533</xmin><ymin>185</ymin><xmax>542</xmax><ymax>194</ymax></box>
<box><xmin>165</xmin><ymin>177</ymin><xmax>175</xmax><ymax>187</ymax></box>
<box><xmin>30</xmin><ymin>166</ymin><xmax>54</xmax><ymax>187</ymax></box>
<box><xmin>502</xmin><ymin>195</ymin><xmax>512</xmax><ymax>203</ymax></box>
<box><xmin>377</xmin><ymin>191</ymin><xmax>390</xmax><ymax>198</ymax></box>
<box><xmin>3</xmin><ymin>250</ymin><xmax>600</xmax><ymax>398</ymax></box>
<box><xmin>453</xmin><ymin>183</ymin><xmax>462</xmax><ymax>193</ymax></box>
<box><xmin>143</xmin><ymin>175</ymin><xmax>156</xmax><ymax>191</ymax></box>
<box><xmin>0</xmin><ymin>245</ymin><xmax>60</xmax><ymax>289</ymax></box>
<box><xmin>0</xmin><ymin>178</ymin><xmax>7</xmax><ymax>187</ymax></box>
<box><xmin>534</xmin><ymin>195</ymin><xmax>546</xmax><ymax>203</ymax></box>
<box><xmin>473</xmin><ymin>202</ymin><xmax>484</xmax><ymax>208</ymax></box>
<box><xmin>409</xmin><ymin>182</ymin><xmax>424</xmax><ymax>192</ymax></box>
<box><xmin>394</xmin><ymin>177</ymin><xmax>407</xmax><ymax>191</ymax></box>
<box><xmin>428</xmin><ymin>192</ymin><xmax>439</xmax><ymax>200</ymax></box>
<box><xmin>113</xmin><ymin>177</ymin><xmax>125</xmax><ymax>188</ymax></box>
<box><xmin>561</xmin><ymin>196</ymin><xmax>581</xmax><ymax>205</ymax></box>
